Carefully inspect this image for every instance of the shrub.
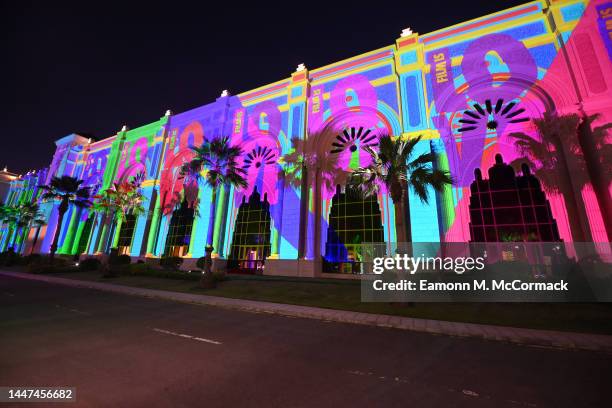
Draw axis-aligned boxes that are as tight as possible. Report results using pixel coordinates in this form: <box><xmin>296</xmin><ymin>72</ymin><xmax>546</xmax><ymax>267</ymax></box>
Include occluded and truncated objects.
<box><xmin>164</xmin><ymin>270</ymin><xmax>199</xmax><ymax>281</ymax></box>
<box><xmin>110</xmin><ymin>254</ymin><xmax>131</xmax><ymax>265</ymax></box>
<box><xmin>0</xmin><ymin>249</ymin><xmax>21</xmax><ymax>266</ymax></box>
<box><xmin>127</xmin><ymin>262</ymin><xmax>154</xmax><ymax>275</ymax></box>
<box><xmin>199</xmin><ymin>270</ymin><xmax>226</xmax><ymax>289</ymax></box>
<box><xmin>159</xmin><ymin>256</ymin><xmax>183</xmax><ymax>269</ymax></box>
<box><xmin>27</xmin><ymin>263</ymin><xmax>60</xmax><ymax>274</ymax></box>
<box><xmin>27</xmin><ymin>259</ymin><xmax>78</xmax><ymax>274</ymax></box>
<box><xmin>107</xmin><ymin>248</ymin><xmax>130</xmax><ymax>266</ymax></box>
<box><xmin>102</xmin><ymin>267</ymin><xmax>119</xmax><ymax>279</ymax></box>
<box><xmin>196</xmin><ymin>257</ymin><xmax>206</xmax><ymax>270</ymax></box>
<box><xmin>128</xmin><ymin>264</ymin><xmax>200</xmax><ymax>281</ymax></box>
<box><xmin>212</xmin><ymin>271</ymin><xmax>226</xmax><ymax>283</ymax></box>
<box><xmin>50</xmin><ymin>257</ymin><xmax>71</xmax><ymax>267</ymax></box>
<box><xmin>21</xmin><ymin>253</ymin><xmax>43</xmax><ymax>265</ymax></box>
<box><xmin>79</xmin><ymin>258</ymin><xmax>102</xmax><ymax>271</ymax></box>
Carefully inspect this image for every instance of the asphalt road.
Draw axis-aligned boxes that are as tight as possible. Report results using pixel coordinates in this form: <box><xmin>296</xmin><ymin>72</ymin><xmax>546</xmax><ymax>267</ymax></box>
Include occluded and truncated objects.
<box><xmin>1</xmin><ymin>275</ymin><xmax>611</xmax><ymax>408</ymax></box>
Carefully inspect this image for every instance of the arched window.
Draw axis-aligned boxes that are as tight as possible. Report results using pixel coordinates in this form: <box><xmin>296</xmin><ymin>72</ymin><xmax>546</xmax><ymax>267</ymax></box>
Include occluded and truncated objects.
<box><xmin>228</xmin><ymin>188</ymin><xmax>271</xmax><ymax>272</ymax></box>
<box><xmin>164</xmin><ymin>200</ymin><xmax>195</xmax><ymax>257</ymax></box>
<box><xmin>324</xmin><ymin>184</ymin><xmax>384</xmax><ymax>273</ymax></box>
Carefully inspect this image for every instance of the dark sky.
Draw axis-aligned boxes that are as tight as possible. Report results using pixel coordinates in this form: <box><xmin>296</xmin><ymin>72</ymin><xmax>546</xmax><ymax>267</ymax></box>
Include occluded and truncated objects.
<box><xmin>1</xmin><ymin>0</ymin><xmax>525</xmax><ymax>173</ymax></box>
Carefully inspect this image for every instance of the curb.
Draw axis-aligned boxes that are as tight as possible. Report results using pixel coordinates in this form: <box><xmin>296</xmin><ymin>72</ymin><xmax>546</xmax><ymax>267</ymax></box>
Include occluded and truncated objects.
<box><xmin>3</xmin><ymin>270</ymin><xmax>612</xmax><ymax>353</ymax></box>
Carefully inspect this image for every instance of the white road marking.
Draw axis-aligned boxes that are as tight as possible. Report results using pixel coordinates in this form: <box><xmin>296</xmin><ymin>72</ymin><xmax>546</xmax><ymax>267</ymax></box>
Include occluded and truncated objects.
<box><xmin>152</xmin><ymin>328</ymin><xmax>222</xmax><ymax>345</ymax></box>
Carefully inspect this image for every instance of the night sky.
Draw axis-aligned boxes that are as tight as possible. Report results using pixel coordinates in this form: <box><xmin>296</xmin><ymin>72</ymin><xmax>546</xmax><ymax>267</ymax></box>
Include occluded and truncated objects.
<box><xmin>2</xmin><ymin>0</ymin><xmax>525</xmax><ymax>173</ymax></box>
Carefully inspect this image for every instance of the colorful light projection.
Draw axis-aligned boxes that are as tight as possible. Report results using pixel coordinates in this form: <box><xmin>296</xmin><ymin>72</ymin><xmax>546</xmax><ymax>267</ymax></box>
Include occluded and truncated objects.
<box><xmin>425</xmin><ymin>1</ymin><xmax>611</xmax><ymax>244</ymax></box>
<box><xmin>232</xmin><ymin>100</ymin><xmax>285</xmax><ymax>206</ymax></box>
<box><xmin>428</xmin><ymin>34</ymin><xmax>539</xmax><ymax>188</ymax></box>
<box><xmin>160</xmin><ymin>121</ymin><xmax>204</xmax><ymax>212</ymax></box>
<box><xmin>3</xmin><ymin>0</ymin><xmax>610</xmax><ymax>271</ymax></box>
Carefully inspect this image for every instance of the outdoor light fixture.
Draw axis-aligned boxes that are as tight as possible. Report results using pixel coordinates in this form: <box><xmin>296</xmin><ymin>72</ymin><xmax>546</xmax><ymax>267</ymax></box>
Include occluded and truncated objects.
<box><xmin>296</xmin><ymin>63</ymin><xmax>306</xmax><ymax>72</ymax></box>
<box><xmin>221</xmin><ymin>90</ymin><xmax>229</xmax><ymax>97</ymax></box>
<box><xmin>121</xmin><ymin>125</ymin><xmax>128</xmax><ymax>132</ymax></box>
<box><xmin>400</xmin><ymin>27</ymin><xmax>413</xmax><ymax>37</ymax></box>
<box><xmin>165</xmin><ymin>109</ymin><xmax>172</xmax><ymax>116</ymax></box>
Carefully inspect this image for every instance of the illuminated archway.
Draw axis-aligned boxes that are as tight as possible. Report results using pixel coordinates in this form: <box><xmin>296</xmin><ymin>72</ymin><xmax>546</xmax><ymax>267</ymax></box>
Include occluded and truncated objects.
<box><xmin>227</xmin><ymin>188</ymin><xmax>271</xmax><ymax>272</ymax></box>
<box><xmin>323</xmin><ymin>184</ymin><xmax>385</xmax><ymax>273</ymax></box>
<box><xmin>76</xmin><ymin>215</ymin><xmax>94</xmax><ymax>255</ymax></box>
<box><xmin>306</xmin><ymin>109</ymin><xmax>398</xmax><ymax>260</ymax></box>
<box><xmin>117</xmin><ymin>213</ymin><xmax>137</xmax><ymax>255</ymax></box>
<box><xmin>164</xmin><ymin>199</ymin><xmax>195</xmax><ymax>257</ymax></box>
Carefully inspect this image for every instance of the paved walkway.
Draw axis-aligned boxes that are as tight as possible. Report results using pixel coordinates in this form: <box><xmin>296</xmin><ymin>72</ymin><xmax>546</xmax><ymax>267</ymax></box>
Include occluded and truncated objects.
<box><xmin>3</xmin><ymin>270</ymin><xmax>612</xmax><ymax>353</ymax></box>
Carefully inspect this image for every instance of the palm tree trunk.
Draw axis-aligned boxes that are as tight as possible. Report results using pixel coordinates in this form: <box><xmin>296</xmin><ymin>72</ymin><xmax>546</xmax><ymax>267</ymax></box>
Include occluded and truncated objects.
<box><xmin>50</xmin><ymin>199</ymin><xmax>69</xmax><ymax>260</ymax></box>
<box><xmin>393</xmin><ymin>198</ymin><xmax>410</xmax><ymax>245</ymax></box>
<box><xmin>3</xmin><ymin>225</ymin><xmax>14</xmax><ymax>252</ymax></box>
<box><xmin>206</xmin><ymin>187</ymin><xmax>218</xmax><ymax>248</ymax></box>
<box><xmin>105</xmin><ymin>214</ymin><xmax>118</xmax><ymax>254</ymax></box>
<box><xmin>82</xmin><ymin>216</ymin><xmax>97</xmax><ymax>256</ymax></box>
<box><xmin>405</xmin><ymin>192</ymin><xmax>412</xmax><ymax>243</ymax></box>
<box><xmin>313</xmin><ymin>168</ymin><xmax>321</xmax><ymax>260</ymax></box>
<box><xmin>30</xmin><ymin>226</ymin><xmax>41</xmax><ymax>255</ymax></box>
<box><xmin>6</xmin><ymin>225</ymin><xmax>15</xmax><ymax>252</ymax></box>
<box><xmin>0</xmin><ymin>225</ymin><xmax>6</xmax><ymax>252</ymax></box>
<box><xmin>95</xmin><ymin>213</ymin><xmax>110</xmax><ymax>254</ymax></box>
<box><xmin>298</xmin><ymin>165</ymin><xmax>308</xmax><ymax>258</ymax></box>
<box><xmin>18</xmin><ymin>226</ymin><xmax>30</xmax><ymax>253</ymax></box>
<box><xmin>553</xmin><ymin>136</ymin><xmax>590</xmax><ymax>242</ymax></box>
<box><xmin>558</xmin><ymin>183</ymin><xmax>590</xmax><ymax>242</ymax></box>
<box><xmin>392</xmin><ymin>181</ymin><xmax>411</xmax><ymax>250</ymax></box>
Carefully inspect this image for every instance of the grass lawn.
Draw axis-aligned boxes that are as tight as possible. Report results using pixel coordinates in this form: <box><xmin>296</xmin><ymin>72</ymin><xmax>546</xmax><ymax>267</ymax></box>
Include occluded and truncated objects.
<box><xmin>43</xmin><ymin>269</ymin><xmax>612</xmax><ymax>335</ymax></box>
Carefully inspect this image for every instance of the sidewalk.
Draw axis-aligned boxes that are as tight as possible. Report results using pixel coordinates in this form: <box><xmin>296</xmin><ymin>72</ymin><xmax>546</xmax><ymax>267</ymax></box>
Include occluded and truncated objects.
<box><xmin>3</xmin><ymin>269</ymin><xmax>612</xmax><ymax>353</ymax></box>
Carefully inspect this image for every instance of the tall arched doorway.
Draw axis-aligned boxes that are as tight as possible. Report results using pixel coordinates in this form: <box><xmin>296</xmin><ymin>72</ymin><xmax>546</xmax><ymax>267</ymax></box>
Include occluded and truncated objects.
<box><xmin>117</xmin><ymin>213</ymin><xmax>137</xmax><ymax>255</ymax></box>
<box><xmin>313</xmin><ymin>124</ymin><xmax>387</xmax><ymax>274</ymax></box>
<box><xmin>228</xmin><ymin>188</ymin><xmax>271</xmax><ymax>273</ymax></box>
<box><xmin>324</xmin><ymin>184</ymin><xmax>385</xmax><ymax>274</ymax></box>
<box><xmin>164</xmin><ymin>200</ymin><xmax>195</xmax><ymax>257</ymax></box>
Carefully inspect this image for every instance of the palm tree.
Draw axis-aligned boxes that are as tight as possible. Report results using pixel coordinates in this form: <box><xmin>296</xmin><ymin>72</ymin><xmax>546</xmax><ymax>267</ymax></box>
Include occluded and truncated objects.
<box><xmin>39</xmin><ymin>176</ymin><xmax>92</xmax><ymax>260</ymax></box>
<box><xmin>89</xmin><ymin>189</ymin><xmax>114</xmax><ymax>254</ymax></box>
<box><xmin>91</xmin><ymin>176</ymin><xmax>145</xmax><ymax>254</ymax></box>
<box><xmin>0</xmin><ymin>203</ymin><xmax>45</xmax><ymax>252</ymax></box>
<box><xmin>508</xmin><ymin>112</ymin><xmax>611</xmax><ymax>241</ymax></box>
<box><xmin>353</xmin><ymin>134</ymin><xmax>453</xmax><ymax>244</ymax></box>
<box><xmin>0</xmin><ymin>204</ymin><xmax>20</xmax><ymax>251</ymax></box>
<box><xmin>180</xmin><ymin>136</ymin><xmax>247</xmax><ymax>250</ymax></box>
<box><xmin>281</xmin><ymin>135</ymin><xmax>349</xmax><ymax>193</ymax></box>
<box><xmin>29</xmin><ymin>218</ymin><xmax>47</xmax><ymax>255</ymax></box>
<box><xmin>280</xmin><ymin>134</ymin><xmax>349</xmax><ymax>258</ymax></box>
<box><xmin>15</xmin><ymin>202</ymin><xmax>45</xmax><ymax>253</ymax></box>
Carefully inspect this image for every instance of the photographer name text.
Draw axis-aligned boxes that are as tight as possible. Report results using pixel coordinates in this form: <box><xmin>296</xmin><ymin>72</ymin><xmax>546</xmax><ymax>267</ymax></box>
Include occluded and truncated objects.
<box><xmin>372</xmin><ymin>279</ymin><xmax>569</xmax><ymax>292</ymax></box>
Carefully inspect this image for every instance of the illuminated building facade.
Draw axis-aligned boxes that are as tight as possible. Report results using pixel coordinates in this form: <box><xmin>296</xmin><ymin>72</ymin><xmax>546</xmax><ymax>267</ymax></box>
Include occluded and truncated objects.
<box><xmin>2</xmin><ymin>0</ymin><xmax>611</xmax><ymax>276</ymax></box>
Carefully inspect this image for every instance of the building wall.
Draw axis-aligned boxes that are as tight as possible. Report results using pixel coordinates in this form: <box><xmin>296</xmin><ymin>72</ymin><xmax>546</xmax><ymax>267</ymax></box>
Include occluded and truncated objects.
<box><xmin>2</xmin><ymin>0</ymin><xmax>611</xmax><ymax>276</ymax></box>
